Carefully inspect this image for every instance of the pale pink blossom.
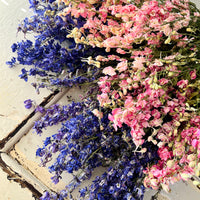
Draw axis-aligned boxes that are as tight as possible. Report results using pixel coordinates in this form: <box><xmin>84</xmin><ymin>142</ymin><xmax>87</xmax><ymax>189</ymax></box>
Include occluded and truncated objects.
<box><xmin>150</xmin><ymin>118</ymin><xmax>163</xmax><ymax>127</ymax></box>
<box><xmin>177</xmin><ymin>80</ymin><xmax>188</xmax><ymax>88</ymax></box>
<box><xmin>130</xmin><ymin>128</ymin><xmax>145</xmax><ymax>146</ymax></box>
<box><xmin>92</xmin><ymin>109</ymin><xmax>103</xmax><ymax>119</ymax></box>
<box><xmin>116</xmin><ymin>61</ymin><xmax>128</xmax><ymax>72</ymax></box>
<box><xmin>97</xmin><ymin>93</ymin><xmax>111</xmax><ymax>107</ymax></box>
<box><xmin>116</xmin><ymin>48</ymin><xmax>127</xmax><ymax>54</ymax></box>
<box><xmin>162</xmin><ymin>24</ymin><xmax>172</xmax><ymax>36</ymax></box>
<box><xmin>132</xmin><ymin>56</ymin><xmax>145</xmax><ymax>70</ymax></box>
<box><xmin>159</xmin><ymin>78</ymin><xmax>169</xmax><ymax>85</ymax></box>
<box><xmin>102</xmin><ymin>66</ymin><xmax>116</xmax><ymax>76</ymax></box>
<box><xmin>163</xmin><ymin>107</ymin><xmax>170</xmax><ymax>114</ymax></box>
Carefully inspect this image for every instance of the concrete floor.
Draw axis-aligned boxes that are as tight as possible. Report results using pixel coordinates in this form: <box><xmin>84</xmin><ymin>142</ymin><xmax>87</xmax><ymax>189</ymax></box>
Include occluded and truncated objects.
<box><xmin>0</xmin><ymin>0</ymin><xmax>200</xmax><ymax>200</ymax></box>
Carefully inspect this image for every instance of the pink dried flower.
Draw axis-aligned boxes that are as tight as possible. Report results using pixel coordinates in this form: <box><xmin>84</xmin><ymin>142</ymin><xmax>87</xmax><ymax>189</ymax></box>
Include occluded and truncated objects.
<box><xmin>116</xmin><ymin>61</ymin><xmax>128</xmax><ymax>72</ymax></box>
<box><xmin>92</xmin><ymin>109</ymin><xmax>103</xmax><ymax>119</ymax></box>
<box><xmin>102</xmin><ymin>66</ymin><xmax>116</xmax><ymax>76</ymax></box>
<box><xmin>97</xmin><ymin>93</ymin><xmax>111</xmax><ymax>107</ymax></box>
<box><xmin>177</xmin><ymin>80</ymin><xmax>188</xmax><ymax>88</ymax></box>
<box><xmin>173</xmin><ymin>141</ymin><xmax>185</xmax><ymax>157</ymax></box>
<box><xmin>108</xmin><ymin>108</ymin><xmax>123</xmax><ymax>131</ymax></box>
<box><xmin>158</xmin><ymin>147</ymin><xmax>173</xmax><ymax>161</ymax></box>
<box><xmin>132</xmin><ymin>57</ymin><xmax>145</xmax><ymax>70</ymax></box>
<box><xmin>190</xmin><ymin>70</ymin><xmax>196</xmax><ymax>80</ymax></box>
<box><xmin>116</xmin><ymin>48</ymin><xmax>127</xmax><ymax>54</ymax></box>
<box><xmin>159</xmin><ymin>78</ymin><xmax>169</xmax><ymax>85</ymax></box>
<box><xmin>192</xmin><ymin>139</ymin><xmax>199</xmax><ymax>148</ymax></box>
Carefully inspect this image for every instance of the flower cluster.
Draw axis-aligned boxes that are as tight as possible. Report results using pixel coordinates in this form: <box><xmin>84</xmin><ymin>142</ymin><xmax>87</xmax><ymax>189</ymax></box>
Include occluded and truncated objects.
<box><xmin>58</xmin><ymin>0</ymin><xmax>200</xmax><ymax>189</ymax></box>
<box><xmin>8</xmin><ymin>0</ymin><xmax>200</xmax><ymax>199</ymax></box>
<box><xmin>7</xmin><ymin>0</ymin><xmax>106</xmax><ymax>90</ymax></box>
<box><xmin>77</xmin><ymin>142</ymin><xmax>158</xmax><ymax>200</ymax></box>
<box><xmin>35</xmin><ymin>99</ymin><xmax>159</xmax><ymax>199</ymax></box>
<box><xmin>33</xmin><ymin>101</ymin><xmax>85</xmax><ymax>134</ymax></box>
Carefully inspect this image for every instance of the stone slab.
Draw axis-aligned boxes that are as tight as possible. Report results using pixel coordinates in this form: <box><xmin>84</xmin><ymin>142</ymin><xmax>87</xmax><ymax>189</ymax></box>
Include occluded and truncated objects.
<box><xmin>0</xmin><ymin>0</ymin><xmax>50</xmax><ymax>139</ymax></box>
<box><xmin>0</xmin><ymin>166</ymin><xmax>34</xmax><ymax>200</ymax></box>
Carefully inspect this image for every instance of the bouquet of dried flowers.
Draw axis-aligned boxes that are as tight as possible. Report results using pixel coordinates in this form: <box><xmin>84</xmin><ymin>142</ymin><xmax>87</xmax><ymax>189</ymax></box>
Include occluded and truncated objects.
<box><xmin>8</xmin><ymin>0</ymin><xmax>200</xmax><ymax>199</ymax></box>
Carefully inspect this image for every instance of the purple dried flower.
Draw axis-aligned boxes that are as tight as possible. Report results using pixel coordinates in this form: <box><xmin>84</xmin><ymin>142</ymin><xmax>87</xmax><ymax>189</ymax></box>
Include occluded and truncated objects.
<box><xmin>24</xmin><ymin>99</ymin><xmax>33</xmax><ymax>109</ymax></box>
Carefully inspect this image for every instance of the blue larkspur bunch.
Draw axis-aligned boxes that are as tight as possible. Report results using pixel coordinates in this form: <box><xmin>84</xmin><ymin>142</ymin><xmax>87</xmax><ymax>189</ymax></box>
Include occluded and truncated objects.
<box><xmin>7</xmin><ymin>0</ymin><xmax>106</xmax><ymax>90</ymax></box>
<box><xmin>36</xmin><ymin>99</ymin><xmax>115</xmax><ymax>183</ymax></box>
<box><xmin>35</xmin><ymin>98</ymin><xmax>158</xmax><ymax>200</ymax></box>
<box><xmin>77</xmin><ymin>141</ymin><xmax>158</xmax><ymax>200</ymax></box>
